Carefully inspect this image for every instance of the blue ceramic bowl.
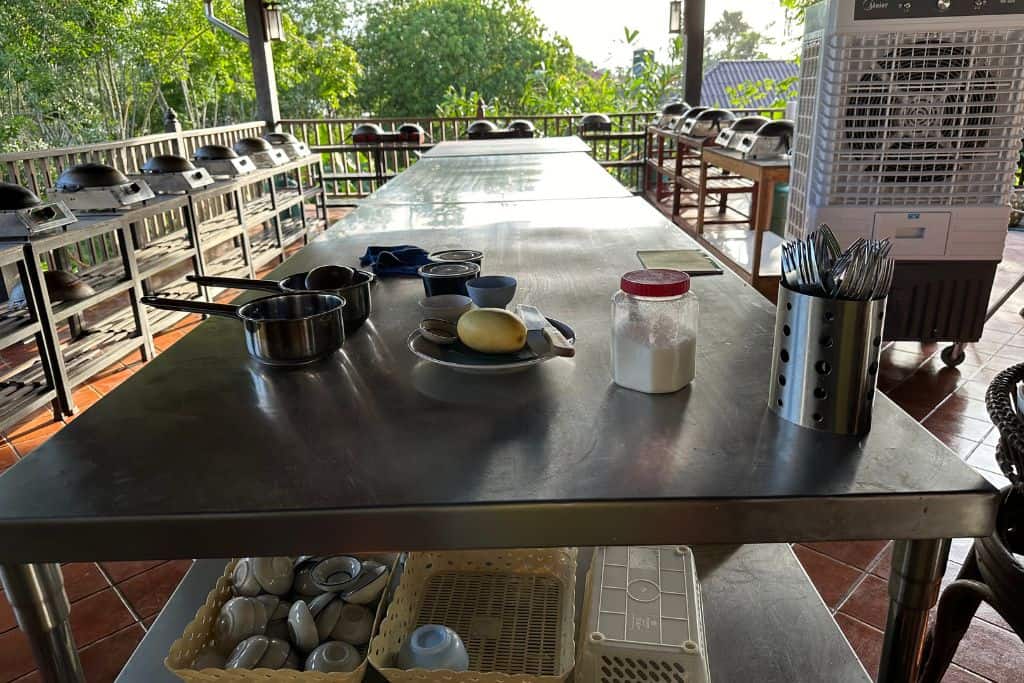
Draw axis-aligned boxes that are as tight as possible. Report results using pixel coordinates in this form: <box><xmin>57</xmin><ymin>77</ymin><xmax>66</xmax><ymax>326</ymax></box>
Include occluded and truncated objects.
<box><xmin>465</xmin><ymin>276</ymin><xmax>517</xmax><ymax>309</ymax></box>
<box><xmin>397</xmin><ymin>624</ymin><xmax>469</xmax><ymax>671</ymax></box>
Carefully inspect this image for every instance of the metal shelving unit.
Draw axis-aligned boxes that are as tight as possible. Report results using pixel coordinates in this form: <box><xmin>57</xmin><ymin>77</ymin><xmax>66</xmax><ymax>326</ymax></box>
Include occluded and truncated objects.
<box><xmin>2</xmin><ymin>155</ymin><xmax>326</xmax><ymax>418</ymax></box>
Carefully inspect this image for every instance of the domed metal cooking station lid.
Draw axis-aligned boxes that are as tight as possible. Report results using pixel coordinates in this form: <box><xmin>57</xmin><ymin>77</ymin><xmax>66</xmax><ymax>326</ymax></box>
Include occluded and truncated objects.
<box><xmin>193</xmin><ymin>144</ymin><xmax>239</xmax><ymax>160</ymax></box>
<box><xmin>141</xmin><ymin>155</ymin><xmax>196</xmax><ymax>174</ymax></box>
<box><xmin>233</xmin><ymin>137</ymin><xmax>273</xmax><ymax>156</ymax></box>
<box><xmin>0</xmin><ymin>182</ymin><xmax>42</xmax><ymax>210</ymax></box>
<box><xmin>55</xmin><ymin>163</ymin><xmax>131</xmax><ymax>192</ymax></box>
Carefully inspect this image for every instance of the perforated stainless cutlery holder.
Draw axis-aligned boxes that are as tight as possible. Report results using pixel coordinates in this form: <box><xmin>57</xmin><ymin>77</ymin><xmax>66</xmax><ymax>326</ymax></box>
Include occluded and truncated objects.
<box><xmin>769</xmin><ymin>283</ymin><xmax>886</xmax><ymax>436</ymax></box>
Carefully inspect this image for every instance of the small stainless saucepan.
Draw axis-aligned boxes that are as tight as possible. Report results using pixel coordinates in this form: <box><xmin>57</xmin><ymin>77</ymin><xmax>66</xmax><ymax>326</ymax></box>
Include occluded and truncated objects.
<box><xmin>141</xmin><ymin>293</ymin><xmax>346</xmax><ymax>366</ymax></box>
<box><xmin>187</xmin><ymin>269</ymin><xmax>374</xmax><ymax>333</ymax></box>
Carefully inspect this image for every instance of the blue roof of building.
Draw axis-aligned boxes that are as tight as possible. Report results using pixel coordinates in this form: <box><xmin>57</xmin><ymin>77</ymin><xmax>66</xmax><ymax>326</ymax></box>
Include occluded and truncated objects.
<box><xmin>700</xmin><ymin>59</ymin><xmax>799</xmax><ymax>108</ymax></box>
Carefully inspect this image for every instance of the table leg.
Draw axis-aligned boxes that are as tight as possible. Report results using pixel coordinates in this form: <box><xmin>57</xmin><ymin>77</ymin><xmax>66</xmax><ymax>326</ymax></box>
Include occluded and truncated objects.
<box><xmin>0</xmin><ymin>563</ymin><xmax>85</xmax><ymax>683</ymax></box>
<box><xmin>878</xmin><ymin>538</ymin><xmax>950</xmax><ymax>683</ymax></box>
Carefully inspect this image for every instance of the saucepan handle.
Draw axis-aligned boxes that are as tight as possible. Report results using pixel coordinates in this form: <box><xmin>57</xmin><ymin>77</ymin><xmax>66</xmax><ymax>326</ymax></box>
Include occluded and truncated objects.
<box><xmin>186</xmin><ymin>274</ymin><xmax>283</xmax><ymax>292</ymax></box>
<box><xmin>141</xmin><ymin>296</ymin><xmax>239</xmax><ymax>320</ymax></box>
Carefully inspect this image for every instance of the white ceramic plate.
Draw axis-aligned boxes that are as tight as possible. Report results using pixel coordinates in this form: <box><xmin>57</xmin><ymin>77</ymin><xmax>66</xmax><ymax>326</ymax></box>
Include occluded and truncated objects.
<box><xmin>407</xmin><ymin>317</ymin><xmax>575</xmax><ymax>375</ymax></box>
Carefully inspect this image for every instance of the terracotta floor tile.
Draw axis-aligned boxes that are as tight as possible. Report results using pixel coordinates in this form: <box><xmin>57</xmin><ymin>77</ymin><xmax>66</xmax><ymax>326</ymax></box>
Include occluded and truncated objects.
<box><xmin>930</xmin><ymin>430</ymin><xmax>981</xmax><ymax>459</ymax></box>
<box><xmin>11</xmin><ymin>671</ymin><xmax>42</xmax><ymax>683</ymax></box>
<box><xmin>803</xmin><ymin>540</ymin><xmax>889</xmax><ymax>571</ymax></box>
<box><xmin>89</xmin><ymin>364</ymin><xmax>135</xmax><ymax>396</ymax></box>
<box><xmin>871</xmin><ymin>544</ymin><xmax>892</xmax><ymax>579</ymax></box>
<box><xmin>838</xmin><ymin>573</ymin><xmax>889</xmax><ymax>629</ymax></box>
<box><xmin>978</xmin><ymin>329</ymin><xmax>1013</xmax><ymax>345</ymax></box>
<box><xmin>0</xmin><ymin>441</ymin><xmax>17</xmax><ymax>476</ymax></box>
<box><xmin>0</xmin><ymin>592</ymin><xmax>15</xmax><ymax>633</ymax></box>
<box><xmin>4</xmin><ymin>406</ymin><xmax>59</xmax><ymax>441</ymax></box>
<box><xmin>986</xmin><ymin>316</ymin><xmax>1024</xmax><ymax>334</ymax></box>
<box><xmin>66</xmin><ymin>386</ymin><xmax>102</xmax><ymax>419</ymax></box>
<box><xmin>922</xmin><ymin>413</ymin><xmax>994</xmax><ymax>443</ymax></box>
<box><xmin>930</xmin><ymin>395</ymin><xmax>993</xmax><ymax>423</ymax></box>
<box><xmin>7</xmin><ymin>417</ymin><xmax>64</xmax><ymax>458</ymax></box>
<box><xmin>153</xmin><ymin>328</ymin><xmax>190</xmax><ymax>352</ymax></box>
<box><xmin>887</xmin><ymin>384</ymin><xmax>946</xmax><ymax>420</ymax></box>
<box><xmin>117</xmin><ymin>559</ymin><xmax>191</xmax><ymax>619</ymax></box>
<box><xmin>835</xmin><ymin>613</ymin><xmax>883</xmax><ymax>680</ymax></box>
<box><xmin>951</xmin><ymin>618</ymin><xmax>1024</xmax><ymax>682</ymax></box>
<box><xmin>79</xmin><ymin>623</ymin><xmax>145</xmax><ymax>683</ymax></box>
<box><xmin>955</xmin><ymin>380</ymin><xmax>992</xmax><ymax>402</ymax></box>
<box><xmin>983</xmin><ymin>428</ymin><xmax>1001</xmax><ymax>447</ymax></box>
<box><xmin>943</xmin><ymin>664</ymin><xmax>992</xmax><ymax>682</ymax></box>
<box><xmin>99</xmin><ymin>560</ymin><xmax>165</xmax><ymax>584</ymax></box>
<box><xmin>61</xmin><ymin>563</ymin><xmax>108</xmax><ymax>602</ymax></box>
<box><xmin>0</xmin><ymin>627</ymin><xmax>37</xmax><ymax>681</ymax></box>
<box><xmin>966</xmin><ymin>444</ymin><xmax>1003</xmax><ymax>475</ymax></box>
<box><xmin>118</xmin><ymin>348</ymin><xmax>146</xmax><ymax>367</ymax></box>
<box><xmin>793</xmin><ymin>545</ymin><xmax>863</xmax><ymax>610</ymax></box>
<box><xmin>68</xmin><ymin>588</ymin><xmax>135</xmax><ymax>648</ymax></box>
<box><xmin>991</xmin><ymin>346</ymin><xmax>1024</xmax><ymax>365</ymax></box>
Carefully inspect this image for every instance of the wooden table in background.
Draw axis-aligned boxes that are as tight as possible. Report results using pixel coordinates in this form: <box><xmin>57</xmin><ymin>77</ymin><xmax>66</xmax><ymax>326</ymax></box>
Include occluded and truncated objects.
<box><xmin>698</xmin><ymin>147</ymin><xmax>791</xmax><ymax>299</ymax></box>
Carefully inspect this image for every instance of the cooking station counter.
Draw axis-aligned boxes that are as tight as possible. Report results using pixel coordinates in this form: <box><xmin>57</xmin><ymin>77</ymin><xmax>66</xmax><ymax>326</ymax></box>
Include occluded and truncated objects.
<box><xmin>0</xmin><ymin>141</ymin><xmax>996</xmax><ymax>683</ymax></box>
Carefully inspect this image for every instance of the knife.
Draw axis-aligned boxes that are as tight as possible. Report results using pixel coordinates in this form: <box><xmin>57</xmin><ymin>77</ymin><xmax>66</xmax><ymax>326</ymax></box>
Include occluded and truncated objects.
<box><xmin>516</xmin><ymin>304</ymin><xmax>575</xmax><ymax>358</ymax></box>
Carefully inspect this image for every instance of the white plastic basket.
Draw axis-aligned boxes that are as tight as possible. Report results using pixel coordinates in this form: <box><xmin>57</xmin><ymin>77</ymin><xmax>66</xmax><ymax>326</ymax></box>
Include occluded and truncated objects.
<box><xmin>369</xmin><ymin>548</ymin><xmax>577</xmax><ymax>683</ymax></box>
<box><xmin>577</xmin><ymin>546</ymin><xmax>708</xmax><ymax>683</ymax></box>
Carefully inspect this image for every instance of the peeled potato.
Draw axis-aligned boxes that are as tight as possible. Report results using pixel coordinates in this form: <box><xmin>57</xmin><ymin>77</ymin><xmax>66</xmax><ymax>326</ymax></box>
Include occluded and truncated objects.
<box><xmin>456</xmin><ymin>308</ymin><xmax>527</xmax><ymax>353</ymax></box>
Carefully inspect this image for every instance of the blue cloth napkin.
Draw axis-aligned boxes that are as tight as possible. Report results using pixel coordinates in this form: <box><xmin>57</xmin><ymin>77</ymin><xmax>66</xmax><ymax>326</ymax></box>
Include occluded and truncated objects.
<box><xmin>359</xmin><ymin>245</ymin><xmax>431</xmax><ymax>277</ymax></box>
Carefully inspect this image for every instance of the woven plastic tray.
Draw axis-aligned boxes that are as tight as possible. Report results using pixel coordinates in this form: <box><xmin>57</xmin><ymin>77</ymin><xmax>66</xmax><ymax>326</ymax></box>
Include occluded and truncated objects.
<box><xmin>165</xmin><ymin>556</ymin><xmax>393</xmax><ymax>682</ymax></box>
<box><xmin>368</xmin><ymin>549</ymin><xmax>577</xmax><ymax>683</ymax></box>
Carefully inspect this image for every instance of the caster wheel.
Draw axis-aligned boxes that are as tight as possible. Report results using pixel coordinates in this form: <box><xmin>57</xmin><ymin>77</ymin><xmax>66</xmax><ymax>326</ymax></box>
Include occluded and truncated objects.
<box><xmin>941</xmin><ymin>345</ymin><xmax>966</xmax><ymax>368</ymax></box>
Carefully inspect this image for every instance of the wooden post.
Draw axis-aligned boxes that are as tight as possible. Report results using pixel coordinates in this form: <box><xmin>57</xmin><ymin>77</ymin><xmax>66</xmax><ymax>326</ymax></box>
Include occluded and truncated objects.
<box><xmin>243</xmin><ymin>0</ymin><xmax>281</xmax><ymax>132</ymax></box>
<box><xmin>683</xmin><ymin>0</ymin><xmax>705</xmax><ymax>106</ymax></box>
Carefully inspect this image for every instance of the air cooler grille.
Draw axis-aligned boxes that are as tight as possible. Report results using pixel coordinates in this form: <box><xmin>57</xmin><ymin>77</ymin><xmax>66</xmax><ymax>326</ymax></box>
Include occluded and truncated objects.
<box><xmin>812</xmin><ymin>29</ymin><xmax>1024</xmax><ymax>207</ymax></box>
<box><xmin>787</xmin><ymin>33</ymin><xmax>823</xmax><ymax>240</ymax></box>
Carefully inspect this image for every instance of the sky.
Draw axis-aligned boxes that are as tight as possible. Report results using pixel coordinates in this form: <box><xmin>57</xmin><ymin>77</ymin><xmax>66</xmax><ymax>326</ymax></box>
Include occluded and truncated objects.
<box><xmin>527</xmin><ymin>0</ymin><xmax>797</xmax><ymax>70</ymax></box>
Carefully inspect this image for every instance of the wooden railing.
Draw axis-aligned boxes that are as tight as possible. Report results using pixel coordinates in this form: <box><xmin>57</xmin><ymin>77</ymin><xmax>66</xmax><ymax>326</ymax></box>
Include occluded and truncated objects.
<box><xmin>280</xmin><ymin>109</ymin><xmax>787</xmax><ymax>202</ymax></box>
<box><xmin>0</xmin><ymin>121</ymin><xmax>268</xmax><ymax>271</ymax></box>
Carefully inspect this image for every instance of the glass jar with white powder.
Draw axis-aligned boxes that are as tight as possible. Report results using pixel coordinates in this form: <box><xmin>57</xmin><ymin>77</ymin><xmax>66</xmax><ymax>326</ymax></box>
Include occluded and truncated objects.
<box><xmin>611</xmin><ymin>269</ymin><xmax>697</xmax><ymax>393</ymax></box>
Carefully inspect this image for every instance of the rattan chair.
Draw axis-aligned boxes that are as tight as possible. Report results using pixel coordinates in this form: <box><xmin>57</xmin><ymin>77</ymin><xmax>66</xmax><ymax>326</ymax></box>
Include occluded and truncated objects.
<box><xmin>919</xmin><ymin>363</ymin><xmax>1024</xmax><ymax>682</ymax></box>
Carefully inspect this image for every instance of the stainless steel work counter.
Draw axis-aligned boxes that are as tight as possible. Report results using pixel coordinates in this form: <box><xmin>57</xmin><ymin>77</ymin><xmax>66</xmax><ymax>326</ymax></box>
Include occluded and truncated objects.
<box><xmin>422</xmin><ymin>137</ymin><xmax>592</xmax><ymax>158</ymax></box>
<box><xmin>365</xmin><ymin>152</ymin><xmax>631</xmax><ymax>204</ymax></box>
<box><xmin>0</xmin><ymin>153</ymin><xmax>994</xmax><ymax>683</ymax></box>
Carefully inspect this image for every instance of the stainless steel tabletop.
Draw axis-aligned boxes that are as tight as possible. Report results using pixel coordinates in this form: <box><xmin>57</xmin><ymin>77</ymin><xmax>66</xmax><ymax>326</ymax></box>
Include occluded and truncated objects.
<box><xmin>366</xmin><ymin>152</ymin><xmax>632</xmax><ymax>205</ymax></box>
<box><xmin>423</xmin><ymin>137</ymin><xmax>592</xmax><ymax>158</ymax></box>
<box><xmin>0</xmin><ymin>195</ymin><xmax>996</xmax><ymax>563</ymax></box>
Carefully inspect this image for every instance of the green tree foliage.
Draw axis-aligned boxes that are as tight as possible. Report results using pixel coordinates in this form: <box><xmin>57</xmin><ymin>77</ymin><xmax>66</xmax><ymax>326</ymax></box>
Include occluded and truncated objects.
<box><xmin>356</xmin><ymin>0</ymin><xmax>574</xmax><ymax>116</ymax></box>
<box><xmin>0</xmin><ymin>0</ymin><xmax>358</xmax><ymax>150</ymax></box>
<box><xmin>704</xmin><ymin>10</ymin><xmax>772</xmax><ymax>69</ymax></box>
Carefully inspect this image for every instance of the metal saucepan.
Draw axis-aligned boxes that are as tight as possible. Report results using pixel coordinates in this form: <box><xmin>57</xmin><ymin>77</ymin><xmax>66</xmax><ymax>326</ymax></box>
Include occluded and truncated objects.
<box><xmin>186</xmin><ymin>269</ymin><xmax>374</xmax><ymax>333</ymax></box>
<box><xmin>140</xmin><ymin>293</ymin><xmax>346</xmax><ymax>366</ymax></box>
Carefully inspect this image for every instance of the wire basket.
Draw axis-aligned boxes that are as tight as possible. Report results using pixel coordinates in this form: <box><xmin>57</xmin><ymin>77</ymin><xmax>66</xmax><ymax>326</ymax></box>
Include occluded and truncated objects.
<box><xmin>576</xmin><ymin>546</ymin><xmax>708</xmax><ymax>683</ymax></box>
<box><xmin>769</xmin><ymin>282</ymin><xmax>886</xmax><ymax>435</ymax></box>
<box><xmin>368</xmin><ymin>548</ymin><xmax>578</xmax><ymax>683</ymax></box>
<box><xmin>165</xmin><ymin>557</ymin><xmax>392</xmax><ymax>682</ymax></box>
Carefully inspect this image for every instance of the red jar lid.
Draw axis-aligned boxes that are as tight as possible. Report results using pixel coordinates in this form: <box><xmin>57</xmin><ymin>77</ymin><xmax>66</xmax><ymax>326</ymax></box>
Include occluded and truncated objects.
<box><xmin>620</xmin><ymin>269</ymin><xmax>690</xmax><ymax>297</ymax></box>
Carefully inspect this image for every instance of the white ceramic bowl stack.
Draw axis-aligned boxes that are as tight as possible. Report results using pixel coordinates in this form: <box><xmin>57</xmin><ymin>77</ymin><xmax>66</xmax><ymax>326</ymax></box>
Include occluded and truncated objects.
<box><xmin>194</xmin><ymin>555</ymin><xmax>391</xmax><ymax>674</ymax></box>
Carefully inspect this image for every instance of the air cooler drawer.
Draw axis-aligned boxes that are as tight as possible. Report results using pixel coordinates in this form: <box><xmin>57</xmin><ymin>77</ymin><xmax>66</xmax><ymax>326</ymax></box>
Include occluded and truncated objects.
<box><xmin>872</xmin><ymin>212</ymin><xmax>951</xmax><ymax>258</ymax></box>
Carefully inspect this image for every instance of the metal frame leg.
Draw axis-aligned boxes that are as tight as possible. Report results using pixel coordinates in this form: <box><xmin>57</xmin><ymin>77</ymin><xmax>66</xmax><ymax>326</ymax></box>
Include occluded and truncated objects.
<box><xmin>0</xmin><ymin>563</ymin><xmax>85</xmax><ymax>683</ymax></box>
<box><xmin>878</xmin><ymin>538</ymin><xmax>950</xmax><ymax>683</ymax></box>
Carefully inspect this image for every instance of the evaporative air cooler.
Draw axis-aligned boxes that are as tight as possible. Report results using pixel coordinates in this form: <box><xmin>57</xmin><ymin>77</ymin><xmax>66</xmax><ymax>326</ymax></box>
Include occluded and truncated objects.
<box><xmin>787</xmin><ymin>0</ymin><xmax>1024</xmax><ymax>364</ymax></box>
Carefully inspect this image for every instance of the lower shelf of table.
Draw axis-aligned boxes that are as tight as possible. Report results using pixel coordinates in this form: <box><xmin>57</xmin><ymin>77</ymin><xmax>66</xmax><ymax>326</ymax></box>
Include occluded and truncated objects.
<box><xmin>115</xmin><ymin>544</ymin><xmax>868</xmax><ymax>683</ymax></box>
